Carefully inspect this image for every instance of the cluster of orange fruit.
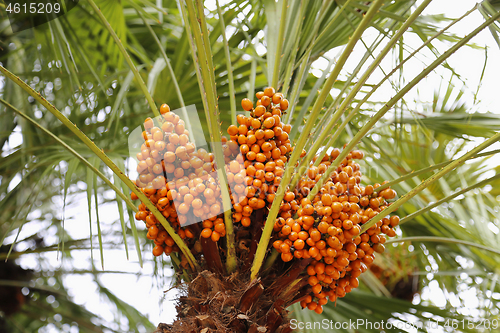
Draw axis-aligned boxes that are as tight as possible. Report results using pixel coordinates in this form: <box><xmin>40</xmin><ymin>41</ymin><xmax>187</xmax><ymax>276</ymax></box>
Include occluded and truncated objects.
<box><xmin>224</xmin><ymin>87</ymin><xmax>297</xmax><ymax>229</ymax></box>
<box><xmin>131</xmin><ymin>87</ymin><xmax>399</xmax><ymax>315</ymax></box>
<box><xmin>272</xmin><ymin>149</ymin><xmax>399</xmax><ymax>314</ymax></box>
<box><xmin>132</xmin><ymin>103</ymin><xmax>227</xmax><ymax>258</ymax></box>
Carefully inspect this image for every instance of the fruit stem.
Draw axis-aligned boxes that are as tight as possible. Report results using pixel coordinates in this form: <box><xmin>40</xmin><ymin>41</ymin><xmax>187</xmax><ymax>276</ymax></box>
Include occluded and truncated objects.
<box><xmin>262</xmin><ymin>249</ymin><xmax>280</xmax><ymax>272</ymax></box>
<box><xmin>280</xmin><ymin>279</ymin><xmax>309</xmax><ymax>305</ymax></box>
<box><xmin>268</xmin><ymin>258</ymin><xmax>312</xmax><ymax>298</ymax></box>
<box><xmin>170</xmin><ymin>252</ymin><xmax>192</xmax><ymax>282</ymax></box>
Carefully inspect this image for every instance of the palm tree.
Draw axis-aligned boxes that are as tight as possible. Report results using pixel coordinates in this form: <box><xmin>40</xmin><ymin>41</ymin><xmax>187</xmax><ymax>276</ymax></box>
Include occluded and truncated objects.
<box><xmin>1</xmin><ymin>0</ymin><xmax>500</xmax><ymax>332</ymax></box>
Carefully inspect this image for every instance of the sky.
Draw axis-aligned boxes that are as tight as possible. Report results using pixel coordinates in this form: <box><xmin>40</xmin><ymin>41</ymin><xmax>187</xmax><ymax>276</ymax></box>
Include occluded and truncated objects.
<box><xmin>2</xmin><ymin>0</ymin><xmax>500</xmax><ymax>332</ymax></box>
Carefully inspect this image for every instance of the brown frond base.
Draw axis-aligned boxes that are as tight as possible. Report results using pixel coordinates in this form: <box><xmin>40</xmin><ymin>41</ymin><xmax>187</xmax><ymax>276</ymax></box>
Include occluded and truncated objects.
<box><xmin>157</xmin><ymin>269</ymin><xmax>300</xmax><ymax>333</ymax></box>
